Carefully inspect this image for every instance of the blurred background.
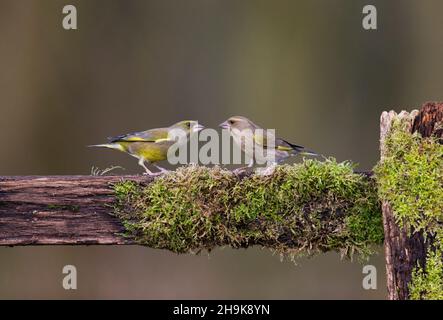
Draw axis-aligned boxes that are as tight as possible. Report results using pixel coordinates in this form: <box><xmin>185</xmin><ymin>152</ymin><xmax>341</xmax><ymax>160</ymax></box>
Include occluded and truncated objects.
<box><xmin>1</xmin><ymin>0</ymin><xmax>443</xmax><ymax>299</ymax></box>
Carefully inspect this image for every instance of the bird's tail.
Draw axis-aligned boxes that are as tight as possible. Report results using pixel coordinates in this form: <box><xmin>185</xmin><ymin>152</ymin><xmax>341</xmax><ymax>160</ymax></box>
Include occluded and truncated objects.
<box><xmin>88</xmin><ymin>143</ymin><xmax>124</xmax><ymax>151</ymax></box>
<box><xmin>290</xmin><ymin>144</ymin><xmax>319</xmax><ymax>157</ymax></box>
<box><xmin>297</xmin><ymin>149</ymin><xmax>319</xmax><ymax>157</ymax></box>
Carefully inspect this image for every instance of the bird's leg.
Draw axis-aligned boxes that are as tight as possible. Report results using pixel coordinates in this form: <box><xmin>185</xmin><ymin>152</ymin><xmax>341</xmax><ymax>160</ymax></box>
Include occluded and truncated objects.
<box><xmin>138</xmin><ymin>158</ymin><xmax>154</xmax><ymax>176</ymax></box>
<box><xmin>153</xmin><ymin>164</ymin><xmax>169</xmax><ymax>173</ymax></box>
<box><xmin>233</xmin><ymin>159</ymin><xmax>255</xmax><ymax>175</ymax></box>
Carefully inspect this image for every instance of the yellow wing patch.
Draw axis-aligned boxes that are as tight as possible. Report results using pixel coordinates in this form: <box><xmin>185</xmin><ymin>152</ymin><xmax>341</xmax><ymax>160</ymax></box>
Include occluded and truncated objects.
<box><xmin>120</xmin><ymin>136</ymin><xmax>149</xmax><ymax>142</ymax></box>
<box><xmin>277</xmin><ymin>145</ymin><xmax>293</xmax><ymax>151</ymax></box>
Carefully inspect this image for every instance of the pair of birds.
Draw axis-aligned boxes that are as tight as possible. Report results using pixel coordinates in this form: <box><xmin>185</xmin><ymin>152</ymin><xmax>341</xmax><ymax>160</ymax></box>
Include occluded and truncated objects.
<box><xmin>91</xmin><ymin>116</ymin><xmax>318</xmax><ymax>175</ymax></box>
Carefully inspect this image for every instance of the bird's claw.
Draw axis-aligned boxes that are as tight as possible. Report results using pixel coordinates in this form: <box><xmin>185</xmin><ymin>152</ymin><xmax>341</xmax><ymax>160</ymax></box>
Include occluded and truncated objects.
<box><xmin>232</xmin><ymin>167</ymin><xmax>247</xmax><ymax>175</ymax></box>
<box><xmin>256</xmin><ymin>164</ymin><xmax>277</xmax><ymax>176</ymax></box>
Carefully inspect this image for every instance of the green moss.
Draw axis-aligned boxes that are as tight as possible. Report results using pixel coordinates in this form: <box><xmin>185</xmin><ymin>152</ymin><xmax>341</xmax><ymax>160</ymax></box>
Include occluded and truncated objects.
<box><xmin>375</xmin><ymin>120</ymin><xmax>443</xmax><ymax>233</ymax></box>
<box><xmin>113</xmin><ymin>159</ymin><xmax>382</xmax><ymax>259</ymax></box>
<box><xmin>375</xmin><ymin>118</ymin><xmax>443</xmax><ymax>300</ymax></box>
<box><xmin>409</xmin><ymin>241</ymin><xmax>443</xmax><ymax>300</ymax></box>
<box><xmin>47</xmin><ymin>204</ymin><xmax>80</xmax><ymax>212</ymax></box>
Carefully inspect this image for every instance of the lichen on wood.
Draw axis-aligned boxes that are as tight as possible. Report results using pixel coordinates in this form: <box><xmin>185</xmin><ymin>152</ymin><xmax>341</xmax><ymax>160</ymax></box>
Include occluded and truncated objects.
<box><xmin>113</xmin><ymin>159</ymin><xmax>383</xmax><ymax>259</ymax></box>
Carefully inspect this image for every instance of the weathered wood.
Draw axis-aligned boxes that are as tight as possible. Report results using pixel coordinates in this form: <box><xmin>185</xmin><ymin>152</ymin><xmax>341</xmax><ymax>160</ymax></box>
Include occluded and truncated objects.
<box><xmin>0</xmin><ymin>175</ymin><xmax>152</xmax><ymax>245</ymax></box>
<box><xmin>0</xmin><ymin>169</ymin><xmax>374</xmax><ymax>247</ymax></box>
<box><xmin>380</xmin><ymin>102</ymin><xmax>443</xmax><ymax>300</ymax></box>
<box><xmin>412</xmin><ymin>102</ymin><xmax>443</xmax><ymax>141</ymax></box>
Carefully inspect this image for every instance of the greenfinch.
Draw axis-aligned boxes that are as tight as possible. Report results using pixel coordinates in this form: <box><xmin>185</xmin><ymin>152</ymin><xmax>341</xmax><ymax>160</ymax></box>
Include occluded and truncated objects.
<box><xmin>219</xmin><ymin>116</ymin><xmax>318</xmax><ymax>168</ymax></box>
<box><xmin>90</xmin><ymin>120</ymin><xmax>204</xmax><ymax>175</ymax></box>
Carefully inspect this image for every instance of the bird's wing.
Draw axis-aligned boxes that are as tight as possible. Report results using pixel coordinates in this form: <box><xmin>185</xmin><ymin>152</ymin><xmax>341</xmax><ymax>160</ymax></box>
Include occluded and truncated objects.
<box><xmin>253</xmin><ymin>130</ymin><xmax>306</xmax><ymax>152</ymax></box>
<box><xmin>277</xmin><ymin>138</ymin><xmax>318</xmax><ymax>155</ymax></box>
<box><xmin>108</xmin><ymin>128</ymin><xmax>169</xmax><ymax>143</ymax></box>
<box><xmin>276</xmin><ymin>138</ymin><xmax>304</xmax><ymax>152</ymax></box>
<box><xmin>252</xmin><ymin>130</ymin><xmax>290</xmax><ymax>149</ymax></box>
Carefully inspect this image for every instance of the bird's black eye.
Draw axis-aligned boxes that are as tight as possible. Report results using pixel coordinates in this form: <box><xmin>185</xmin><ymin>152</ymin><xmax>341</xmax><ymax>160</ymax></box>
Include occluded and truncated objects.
<box><xmin>228</xmin><ymin>120</ymin><xmax>234</xmax><ymax>125</ymax></box>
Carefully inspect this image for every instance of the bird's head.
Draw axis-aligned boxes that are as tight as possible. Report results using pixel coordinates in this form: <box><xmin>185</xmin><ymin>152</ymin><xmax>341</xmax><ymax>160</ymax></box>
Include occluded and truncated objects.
<box><xmin>170</xmin><ymin>120</ymin><xmax>204</xmax><ymax>134</ymax></box>
<box><xmin>219</xmin><ymin>116</ymin><xmax>256</xmax><ymax>132</ymax></box>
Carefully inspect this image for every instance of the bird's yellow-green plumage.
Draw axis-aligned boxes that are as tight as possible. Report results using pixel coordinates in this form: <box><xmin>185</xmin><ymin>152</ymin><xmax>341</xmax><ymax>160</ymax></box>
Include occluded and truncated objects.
<box><xmin>90</xmin><ymin>120</ymin><xmax>204</xmax><ymax>175</ymax></box>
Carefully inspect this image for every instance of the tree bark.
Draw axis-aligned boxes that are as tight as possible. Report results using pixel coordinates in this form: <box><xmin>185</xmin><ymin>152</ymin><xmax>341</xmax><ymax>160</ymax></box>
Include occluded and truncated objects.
<box><xmin>0</xmin><ymin>175</ymin><xmax>151</xmax><ymax>245</ymax></box>
<box><xmin>380</xmin><ymin>102</ymin><xmax>443</xmax><ymax>300</ymax></box>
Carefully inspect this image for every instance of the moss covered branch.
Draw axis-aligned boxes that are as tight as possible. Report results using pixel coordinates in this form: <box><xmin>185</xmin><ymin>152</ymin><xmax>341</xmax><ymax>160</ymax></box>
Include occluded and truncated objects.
<box><xmin>113</xmin><ymin>160</ymin><xmax>383</xmax><ymax>259</ymax></box>
<box><xmin>0</xmin><ymin>162</ymin><xmax>381</xmax><ymax>254</ymax></box>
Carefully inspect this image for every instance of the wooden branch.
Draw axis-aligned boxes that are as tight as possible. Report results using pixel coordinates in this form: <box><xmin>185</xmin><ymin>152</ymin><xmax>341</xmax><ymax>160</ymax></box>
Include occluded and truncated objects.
<box><xmin>0</xmin><ymin>169</ymin><xmax>373</xmax><ymax>247</ymax></box>
<box><xmin>0</xmin><ymin>175</ymin><xmax>152</xmax><ymax>245</ymax></box>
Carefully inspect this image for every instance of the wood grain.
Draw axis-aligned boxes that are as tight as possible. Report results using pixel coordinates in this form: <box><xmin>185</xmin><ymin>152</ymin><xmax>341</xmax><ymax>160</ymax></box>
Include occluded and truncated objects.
<box><xmin>0</xmin><ymin>175</ymin><xmax>151</xmax><ymax>245</ymax></box>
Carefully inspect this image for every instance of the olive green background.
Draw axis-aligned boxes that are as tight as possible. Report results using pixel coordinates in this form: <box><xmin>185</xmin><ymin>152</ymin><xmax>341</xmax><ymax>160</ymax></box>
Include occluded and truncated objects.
<box><xmin>1</xmin><ymin>0</ymin><xmax>443</xmax><ymax>299</ymax></box>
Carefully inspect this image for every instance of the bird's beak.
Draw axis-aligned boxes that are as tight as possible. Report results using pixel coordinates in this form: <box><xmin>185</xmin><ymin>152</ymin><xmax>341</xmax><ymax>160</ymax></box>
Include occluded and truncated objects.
<box><xmin>192</xmin><ymin>123</ymin><xmax>205</xmax><ymax>133</ymax></box>
<box><xmin>219</xmin><ymin>121</ymin><xmax>229</xmax><ymax>130</ymax></box>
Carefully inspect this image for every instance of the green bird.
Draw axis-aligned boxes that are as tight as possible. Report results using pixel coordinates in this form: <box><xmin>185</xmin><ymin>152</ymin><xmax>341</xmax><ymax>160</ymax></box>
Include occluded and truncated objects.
<box><xmin>90</xmin><ymin>120</ymin><xmax>204</xmax><ymax>175</ymax></box>
<box><xmin>219</xmin><ymin>116</ymin><xmax>318</xmax><ymax>168</ymax></box>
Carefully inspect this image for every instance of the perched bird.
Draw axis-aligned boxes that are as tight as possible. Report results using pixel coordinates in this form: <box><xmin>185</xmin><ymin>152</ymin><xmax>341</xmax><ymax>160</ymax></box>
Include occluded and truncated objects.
<box><xmin>219</xmin><ymin>116</ymin><xmax>318</xmax><ymax>168</ymax></box>
<box><xmin>90</xmin><ymin>120</ymin><xmax>204</xmax><ymax>175</ymax></box>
